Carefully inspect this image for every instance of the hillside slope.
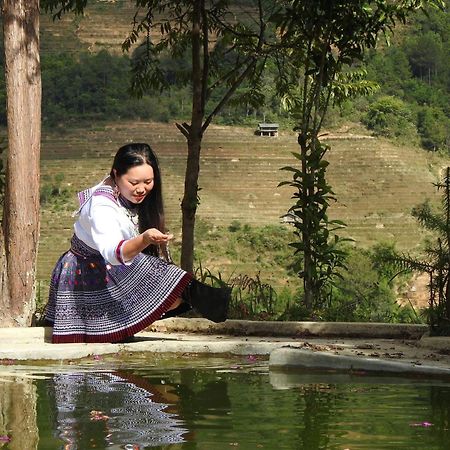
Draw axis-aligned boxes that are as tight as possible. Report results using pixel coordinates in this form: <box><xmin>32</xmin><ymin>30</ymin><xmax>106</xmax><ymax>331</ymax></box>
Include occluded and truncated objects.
<box><xmin>41</xmin><ymin>0</ymin><xmax>143</xmax><ymax>55</ymax></box>
<box><xmin>39</xmin><ymin>121</ymin><xmax>445</xmax><ymax>286</ymax></box>
<box><xmin>41</xmin><ymin>0</ymin><xmax>259</xmax><ymax>55</ymax></box>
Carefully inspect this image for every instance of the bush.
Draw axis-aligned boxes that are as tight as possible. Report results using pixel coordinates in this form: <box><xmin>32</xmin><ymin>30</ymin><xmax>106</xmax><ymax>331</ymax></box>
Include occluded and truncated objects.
<box><xmin>322</xmin><ymin>245</ymin><xmax>421</xmax><ymax>323</ymax></box>
<box><xmin>417</xmin><ymin>106</ymin><xmax>450</xmax><ymax>152</ymax></box>
<box><xmin>363</xmin><ymin>95</ymin><xmax>417</xmax><ymax>140</ymax></box>
<box><xmin>40</xmin><ymin>173</ymin><xmax>73</xmax><ymax>211</ymax></box>
<box><xmin>228</xmin><ymin>273</ymin><xmax>277</xmax><ymax>320</ymax></box>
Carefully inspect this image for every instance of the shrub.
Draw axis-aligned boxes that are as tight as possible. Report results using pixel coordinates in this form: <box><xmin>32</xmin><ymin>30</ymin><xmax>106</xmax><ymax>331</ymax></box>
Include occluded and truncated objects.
<box><xmin>383</xmin><ymin>168</ymin><xmax>450</xmax><ymax>335</ymax></box>
<box><xmin>40</xmin><ymin>173</ymin><xmax>73</xmax><ymax>210</ymax></box>
<box><xmin>363</xmin><ymin>95</ymin><xmax>417</xmax><ymax>139</ymax></box>
<box><xmin>417</xmin><ymin>106</ymin><xmax>450</xmax><ymax>152</ymax></box>
<box><xmin>323</xmin><ymin>244</ymin><xmax>420</xmax><ymax>323</ymax></box>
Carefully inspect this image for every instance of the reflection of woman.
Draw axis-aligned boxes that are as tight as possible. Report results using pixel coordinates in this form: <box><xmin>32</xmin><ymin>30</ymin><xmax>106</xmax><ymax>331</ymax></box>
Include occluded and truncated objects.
<box><xmin>50</xmin><ymin>371</ymin><xmax>188</xmax><ymax>449</ymax></box>
<box><xmin>44</xmin><ymin>143</ymin><xmax>230</xmax><ymax>343</ymax></box>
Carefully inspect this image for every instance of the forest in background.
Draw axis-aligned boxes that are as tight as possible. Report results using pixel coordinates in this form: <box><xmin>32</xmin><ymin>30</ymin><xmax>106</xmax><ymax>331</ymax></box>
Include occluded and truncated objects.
<box><xmin>0</xmin><ymin>2</ymin><xmax>448</xmax><ymax>152</ymax></box>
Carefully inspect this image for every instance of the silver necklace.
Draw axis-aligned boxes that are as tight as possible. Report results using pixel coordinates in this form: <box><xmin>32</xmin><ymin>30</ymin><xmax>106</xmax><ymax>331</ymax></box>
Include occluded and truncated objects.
<box><xmin>118</xmin><ymin>195</ymin><xmax>139</xmax><ymax>235</ymax></box>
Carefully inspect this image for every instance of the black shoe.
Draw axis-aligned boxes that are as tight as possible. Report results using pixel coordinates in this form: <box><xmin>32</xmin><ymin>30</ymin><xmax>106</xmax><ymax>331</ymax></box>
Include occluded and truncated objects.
<box><xmin>160</xmin><ymin>302</ymin><xmax>192</xmax><ymax>319</ymax></box>
<box><xmin>114</xmin><ymin>335</ymin><xmax>136</xmax><ymax>343</ymax></box>
<box><xmin>183</xmin><ymin>279</ymin><xmax>231</xmax><ymax>323</ymax></box>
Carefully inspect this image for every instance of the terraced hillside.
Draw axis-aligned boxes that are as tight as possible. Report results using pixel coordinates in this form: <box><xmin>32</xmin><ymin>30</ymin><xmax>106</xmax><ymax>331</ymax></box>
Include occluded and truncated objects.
<box><xmin>39</xmin><ymin>121</ymin><xmax>445</xmax><ymax>288</ymax></box>
<box><xmin>40</xmin><ymin>0</ymin><xmax>258</xmax><ymax>55</ymax></box>
<box><xmin>41</xmin><ymin>0</ymin><xmax>144</xmax><ymax>55</ymax></box>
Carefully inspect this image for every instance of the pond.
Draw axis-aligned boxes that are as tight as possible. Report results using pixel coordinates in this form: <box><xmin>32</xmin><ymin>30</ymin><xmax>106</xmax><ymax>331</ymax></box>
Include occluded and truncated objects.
<box><xmin>0</xmin><ymin>354</ymin><xmax>449</xmax><ymax>450</ymax></box>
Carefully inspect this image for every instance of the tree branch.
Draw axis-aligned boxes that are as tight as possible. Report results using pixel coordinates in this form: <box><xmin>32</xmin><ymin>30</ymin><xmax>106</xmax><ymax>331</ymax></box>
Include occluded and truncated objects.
<box><xmin>201</xmin><ymin>0</ymin><xmax>209</xmax><ymax>114</ymax></box>
<box><xmin>202</xmin><ymin>57</ymin><xmax>257</xmax><ymax>132</ymax></box>
<box><xmin>202</xmin><ymin>0</ymin><xmax>266</xmax><ymax>132</ymax></box>
<box><xmin>207</xmin><ymin>53</ymin><xmax>248</xmax><ymax>94</ymax></box>
<box><xmin>209</xmin><ymin>10</ymin><xmax>259</xmax><ymax>40</ymax></box>
<box><xmin>175</xmin><ymin>122</ymin><xmax>190</xmax><ymax>139</ymax></box>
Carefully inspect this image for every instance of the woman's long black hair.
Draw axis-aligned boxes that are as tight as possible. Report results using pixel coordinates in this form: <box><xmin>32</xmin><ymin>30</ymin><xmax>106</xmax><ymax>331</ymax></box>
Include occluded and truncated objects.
<box><xmin>111</xmin><ymin>143</ymin><xmax>167</xmax><ymax>257</ymax></box>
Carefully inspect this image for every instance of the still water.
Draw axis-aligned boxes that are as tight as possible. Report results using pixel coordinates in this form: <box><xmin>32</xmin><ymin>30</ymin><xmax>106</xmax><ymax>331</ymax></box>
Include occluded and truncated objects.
<box><xmin>0</xmin><ymin>354</ymin><xmax>449</xmax><ymax>450</ymax></box>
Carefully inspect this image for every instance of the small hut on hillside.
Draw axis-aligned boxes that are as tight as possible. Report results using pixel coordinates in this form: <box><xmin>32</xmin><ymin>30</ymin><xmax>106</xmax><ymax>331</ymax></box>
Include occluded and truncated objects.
<box><xmin>256</xmin><ymin>123</ymin><xmax>279</xmax><ymax>137</ymax></box>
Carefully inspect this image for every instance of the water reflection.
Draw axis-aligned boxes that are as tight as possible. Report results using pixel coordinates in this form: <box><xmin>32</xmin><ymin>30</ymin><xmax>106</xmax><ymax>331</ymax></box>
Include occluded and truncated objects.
<box><xmin>46</xmin><ymin>371</ymin><xmax>188</xmax><ymax>449</ymax></box>
<box><xmin>2</xmin><ymin>361</ymin><xmax>450</xmax><ymax>450</ymax></box>
<box><xmin>269</xmin><ymin>370</ymin><xmax>450</xmax><ymax>450</ymax></box>
<box><xmin>430</xmin><ymin>385</ymin><xmax>450</xmax><ymax>447</ymax></box>
<box><xmin>0</xmin><ymin>376</ymin><xmax>39</xmax><ymax>450</ymax></box>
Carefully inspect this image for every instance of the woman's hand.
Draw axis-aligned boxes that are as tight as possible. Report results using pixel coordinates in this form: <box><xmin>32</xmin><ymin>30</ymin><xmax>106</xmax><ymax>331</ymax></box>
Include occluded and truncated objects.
<box><xmin>121</xmin><ymin>228</ymin><xmax>174</xmax><ymax>263</ymax></box>
<box><xmin>143</xmin><ymin>228</ymin><xmax>174</xmax><ymax>245</ymax></box>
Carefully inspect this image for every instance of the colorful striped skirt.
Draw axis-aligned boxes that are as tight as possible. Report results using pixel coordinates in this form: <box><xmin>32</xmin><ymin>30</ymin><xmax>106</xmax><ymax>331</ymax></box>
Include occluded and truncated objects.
<box><xmin>44</xmin><ymin>235</ymin><xmax>192</xmax><ymax>343</ymax></box>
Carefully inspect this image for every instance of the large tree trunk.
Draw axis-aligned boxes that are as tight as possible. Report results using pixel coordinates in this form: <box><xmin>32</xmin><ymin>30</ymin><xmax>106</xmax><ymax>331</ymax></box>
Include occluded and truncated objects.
<box><xmin>0</xmin><ymin>0</ymin><xmax>41</xmax><ymax>326</ymax></box>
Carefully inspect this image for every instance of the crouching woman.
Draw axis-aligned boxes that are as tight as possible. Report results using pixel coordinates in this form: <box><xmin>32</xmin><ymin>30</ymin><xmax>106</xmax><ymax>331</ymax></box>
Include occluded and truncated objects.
<box><xmin>44</xmin><ymin>143</ymin><xmax>230</xmax><ymax>343</ymax></box>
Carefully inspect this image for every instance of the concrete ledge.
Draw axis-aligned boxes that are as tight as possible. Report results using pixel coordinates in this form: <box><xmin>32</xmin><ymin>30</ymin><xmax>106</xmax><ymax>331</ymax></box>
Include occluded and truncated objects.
<box><xmin>151</xmin><ymin>318</ymin><xmax>428</xmax><ymax>339</ymax></box>
<box><xmin>0</xmin><ymin>337</ymin><xmax>288</xmax><ymax>361</ymax></box>
<box><xmin>0</xmin><ymin>326</ymin><xmax>51</xmax><ymax>343</ymax></box>
<box><xmin>269</xmin><ymin>347</ymin><xmax>450</xmax><ymax>378</ymax></box>
<box><xmin>418</xmin><ymin>336</ymin><xmax>450</xmax><ymax>352</ymax></box>
<box><xmin>0</xmin><ymin>321</ymin><xmax>429</xmax><ymax>343</ymax></box>
<box><xmin>0</xmin><ymin>324</ymin><xmax>444</xmax><ymax>369</ymax></box>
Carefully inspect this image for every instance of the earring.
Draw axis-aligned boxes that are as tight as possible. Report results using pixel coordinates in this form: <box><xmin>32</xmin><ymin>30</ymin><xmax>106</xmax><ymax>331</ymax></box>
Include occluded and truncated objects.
<box><xmin>113</xmin><ymin>184</ymin><xmax>120</xmax><ymax>200</ymax></box>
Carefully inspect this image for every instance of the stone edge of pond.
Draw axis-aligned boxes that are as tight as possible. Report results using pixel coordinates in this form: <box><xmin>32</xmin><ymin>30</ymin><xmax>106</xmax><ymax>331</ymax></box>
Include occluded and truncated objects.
<box><xmin>269</xmin><ymin>347</ymin><xmax>450</xmax><ymax>379</ymax></box>
<box><xmin>1</xmin><ymin>322</ymin><xmax>448</xmax><ymax>376</ymax></box>
<box><xmin>0</xmin><ymin>320</ymin><xmax>429</xmax><ymax>343</ymax></box>
<box><xmin>149</xmin><ymin>318</ymin><xmax>428</xmax><ymax>339</ymax></box>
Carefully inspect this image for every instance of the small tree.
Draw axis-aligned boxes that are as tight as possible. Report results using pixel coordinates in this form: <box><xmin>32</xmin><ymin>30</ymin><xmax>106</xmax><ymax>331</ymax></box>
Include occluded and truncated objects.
<box><xmin>273</xmin><ymin>0</ymin><xmax>444</xmax><ymax>312</ymax></box>
<box><xmin>417</xmin><ymin>105</ymin><xmax>450</xmax><ymax>152</ymax></box>
<box><xmin>363</xmin><ymin>95</ymin><xmax>416</xmax><ymax>138</ymax></box>
<box><xmin>388</xmin><ymin>168</ymin><xmax>450</xmax><ymax>335</ymax></box>
<box><xmin>43</xmin><ymin>0</ymin><xmax>272</xmax><ymax>273</ymax></box>
<box><xmin>124</xmin><ymin>1</ymin><xmax>273</xmax><ymax>273</ymax></box>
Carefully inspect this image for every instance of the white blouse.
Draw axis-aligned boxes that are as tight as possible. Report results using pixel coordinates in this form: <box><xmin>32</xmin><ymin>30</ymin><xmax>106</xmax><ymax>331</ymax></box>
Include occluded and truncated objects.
<box><xmin>73</xmin><ymin>183</ymin><xmax>138</xmax><ymax>266</ymax></box>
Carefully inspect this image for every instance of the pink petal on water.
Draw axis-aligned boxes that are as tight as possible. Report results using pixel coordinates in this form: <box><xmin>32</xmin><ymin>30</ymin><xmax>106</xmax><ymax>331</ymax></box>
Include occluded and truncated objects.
<box><xmin>247</xmin><ymin>355</ymin><xmax>257</xmax><ymax>362</ymax></box>
<box><xmin>410</xmin><ymin>422</ymin><xmax>433</xmax><ymax>427</ymax></box>
<box><xmin>93</xmin><ymin>355</ymin><xmax>102</xmax><ymax>360</ymax></box>
<box><xmin>0</xmin><ymin>435</ymin><xmax>11</xmax><ymax>442</ymax></box>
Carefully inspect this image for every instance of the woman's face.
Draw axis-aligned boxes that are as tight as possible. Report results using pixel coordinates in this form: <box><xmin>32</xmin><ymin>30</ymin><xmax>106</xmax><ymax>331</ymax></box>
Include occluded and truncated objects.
<box><xmin>114</xmin><ymin>163</ymin><xmax>155</xmax><ymax>204</ymax></box>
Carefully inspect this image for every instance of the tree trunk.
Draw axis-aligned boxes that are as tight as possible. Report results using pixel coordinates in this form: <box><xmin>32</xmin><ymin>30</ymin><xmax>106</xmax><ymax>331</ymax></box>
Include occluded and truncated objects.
<box><xmin>0</xmin><ymin>377</ymin><xmax>39</xmax><ymax>450</ymax></box>
<box><xmin>180</xmin><ymin>137</ymin><xmax>201</xmax><ymax>273</ymax></box>
<box><xmin>0</xmin><ymin>0</ymin><xmax>41</xmax><ymax>326</ymax></box>
<box><xmin>298</xmin><ymin>133</ymin><xmax>313</xmax><ymax>310</ymax></box>
<box><xmin>180</xmin><ymin>0</ymin><xmax>203</xmax><ymax>273</ymax></box>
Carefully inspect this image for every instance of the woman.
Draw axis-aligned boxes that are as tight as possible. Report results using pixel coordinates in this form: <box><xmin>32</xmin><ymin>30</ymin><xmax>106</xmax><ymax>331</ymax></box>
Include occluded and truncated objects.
<box><xmin>44</xmin><ymin>143</ymin><xmax>230</xmax><ymax>343</ymax></box>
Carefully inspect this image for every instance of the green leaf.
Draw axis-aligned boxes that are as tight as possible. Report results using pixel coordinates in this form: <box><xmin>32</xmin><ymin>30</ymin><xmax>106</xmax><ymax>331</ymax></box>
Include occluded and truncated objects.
<box><xmin>280</xmin><ymin>166</ymin><xmax>301</xmax><ymax>173</ymax></box>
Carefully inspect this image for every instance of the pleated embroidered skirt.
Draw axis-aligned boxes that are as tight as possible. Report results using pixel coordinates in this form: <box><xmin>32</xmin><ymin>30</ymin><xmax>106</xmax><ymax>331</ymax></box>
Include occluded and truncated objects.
<box><xmin>44</xmin><ymin>235</ymin><xmax>192</xmax><ymax>343</ymax></box>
